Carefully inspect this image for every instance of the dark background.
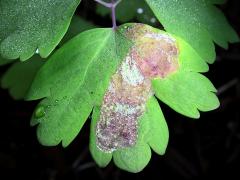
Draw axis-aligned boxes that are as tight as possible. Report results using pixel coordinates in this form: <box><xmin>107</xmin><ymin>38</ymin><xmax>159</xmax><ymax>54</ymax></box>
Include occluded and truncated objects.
<box><xmin>0</xmin><ymin>0</ymin><xmax>239</xmax><ymax>179</ymax></box>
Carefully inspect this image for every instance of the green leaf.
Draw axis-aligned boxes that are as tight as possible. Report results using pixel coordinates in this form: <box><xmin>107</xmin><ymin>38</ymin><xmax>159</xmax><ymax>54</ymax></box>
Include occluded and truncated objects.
<box><xmin>152</xmin><ymin>71</ymin><xmax>220</xmax><ymax>119</ymax></box>
<box><xmin>27</xmin><ymin>28</ymin><xmax>131</xmax><ymax>101</ymax></box>
<box><xmin>96</xmin><ymin>3</ymin><xmax>110</xmax><ymax>17</ymax></box>
<box><xmin>0</xmin><ymin>0</ymin><xmax>81</xmax><ymax>61</ymax></box>
<box><xmin>1</xmin><ymin>16</ymin><xmax>94</xmax><ymax>100</ymax></box>
<box><xmin>175</xmin><ymin>36</ymin><xmax>209</xmax><ymax>73</ymax></box>
<box><xmin>143</xmin><ymin>97</ymin><xmax>169</xmax><ymax>155</ymax></box>
<box><xmin>113</xmin><ymin>143</ymin><xmax>151</xmax><ymax>173</ymax></box>
<box><xmin>145</xmin><ymin>0</ymin><xmax>239</xmax><ymax>63</ymax></box>
<box><xmin>90</xmin><ymin>106</ymin><xmax>112</xmax><ymax>167</ymax></box>
<box><xmin>32</xmin><ymin>89</ymin><xmax>93</xmax><ymax>147</ymax></box>
<box><xmin>27</xmin><ymin>27</ymin><xmax>132</xmax><ymax>146</ymax></box>
<box><xmin>1</xmin><ymin>55</ymin><xmax>44</xmax><ymax>100</ymax></box>
<box><xmin>27</xmin><ymin>23</ymin><xmax>221</xmax><ymax>172</ymax></box>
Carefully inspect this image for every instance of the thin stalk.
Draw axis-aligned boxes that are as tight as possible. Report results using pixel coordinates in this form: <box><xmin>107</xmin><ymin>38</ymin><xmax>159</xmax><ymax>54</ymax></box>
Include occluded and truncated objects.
<box><xmin>111</xmin><ymin>0</ymin><xmax>117</xmax><ymax>30</ymax></box>
<box><xmin>94</xmin><ymin>0</ymin><xmax>111</xmax><ymax>8</ymax></box>
<box><xmin>94</xmin><ymin>0</ymin><xmax>122</xmax><ymax>30</ymax></box>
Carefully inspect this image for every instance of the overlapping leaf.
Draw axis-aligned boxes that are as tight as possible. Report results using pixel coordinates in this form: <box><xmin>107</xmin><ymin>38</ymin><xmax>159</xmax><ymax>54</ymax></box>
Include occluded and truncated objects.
<box><xmin>0</xmin><ymin>56</ymin><xmax>15</xmax><ymax>66</ymax></box>
<box><xmin>0</xmin><ymin>16</ymin><xmax>96</xmax><ymax>100</ymax></box>
<box><xmin>145</xmin><ymin>0</ymin><xmax>239</xmax><ymax>63</ymax></box>
<box><xmin>1</xmin><ymin>55</ymin><xmax>44</xmax><ymax>100</ymax></box>
<box><xmin>0</xmin><ymin>0</ymin><xmax>81</xmax><ymax>61</ymax></box>
<box><xmin>60</xmin><ymin>16</ymin><xmax>96</xmax><ymax>46</ymax></box>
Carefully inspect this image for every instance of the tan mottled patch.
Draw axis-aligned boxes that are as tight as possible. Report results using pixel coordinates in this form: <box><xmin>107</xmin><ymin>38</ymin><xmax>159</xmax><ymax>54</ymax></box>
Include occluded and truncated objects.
<box><xmin>96</xmin><ymin>24</ymin><xmax>179</xmax><ymax>153</ymax></box>
<box><xmin>96</xmin><ymin>54</ymin><xmax>152</xmax><ymax>152</ymax></box>
<box><xmin>133</xmin><ymin>32</ymin><xmax>179</xmax><ymax>79</ymax></box>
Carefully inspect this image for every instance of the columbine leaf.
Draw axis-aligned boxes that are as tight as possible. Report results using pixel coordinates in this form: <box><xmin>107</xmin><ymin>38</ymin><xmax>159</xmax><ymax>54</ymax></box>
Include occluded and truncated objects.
<box><xmin>145</xmin><ymin>0</ymin><xmax>239</xmax><ymax>63</ymax></box>
<box><xmin>0</xmin><ymin>0</ymin><xmax>81</xmax><ymax>61</ymax></box>
<box><xmin>27</xmin><ymin>28</ymin><xmax>132</xmax><ymax>146</ymax></box>
<box><xmin>89</xmin><ymin>24</ymin><xmax>219</xmax><ymax>172</ymax></box>
<box><xmin>1</xmin><ymin>55</ymin><xmax>44</xmax><ymax>100</ymax></box>
<box><xmin>28</xmin><ymin>23</ymin><xmax>221</xmax><ymax>172</ymax></box>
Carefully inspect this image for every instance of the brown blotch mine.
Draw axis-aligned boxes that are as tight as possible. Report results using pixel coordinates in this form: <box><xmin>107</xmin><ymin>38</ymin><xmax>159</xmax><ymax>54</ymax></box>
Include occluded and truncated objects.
<box><xmin>96</xmin><ymin>24</ymin><xmax>179</xmax><ymax>153</ymax></box>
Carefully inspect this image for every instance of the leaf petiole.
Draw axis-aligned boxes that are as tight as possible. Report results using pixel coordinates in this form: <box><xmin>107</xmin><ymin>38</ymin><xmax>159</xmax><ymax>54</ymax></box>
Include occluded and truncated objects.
<box><xmin>95</xmin><ymin>0</ymin><xmax>122</xmax><ymax>30</ymax></box>
<box><xmin>95</xmin><ymin>0</ymin><xmax>112</xmax><ymax>8</ymax></box>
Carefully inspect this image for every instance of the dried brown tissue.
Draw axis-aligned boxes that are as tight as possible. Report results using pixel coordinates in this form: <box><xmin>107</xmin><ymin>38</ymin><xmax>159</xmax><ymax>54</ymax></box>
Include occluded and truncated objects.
<box><xmin>96</xmin><ymin>24</ymin><xmax>179</xmax><ymax>153</ymax></box>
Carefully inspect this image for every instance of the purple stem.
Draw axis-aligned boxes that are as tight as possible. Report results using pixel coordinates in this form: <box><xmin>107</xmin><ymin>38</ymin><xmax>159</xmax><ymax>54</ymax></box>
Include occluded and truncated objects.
<box><xmin>111</xmin><ymin>0</ymin><xmax>117</xmax><ymax>30</ymax></box>
<box><xmin>94</xmin><ymin>0</ymin><xmax>111</xmax><ymax>8</ymax></box>
<box><xmin>95</xmin><ymin>0</ymin><xmax>122</xmax><ymax>30</ymax></box>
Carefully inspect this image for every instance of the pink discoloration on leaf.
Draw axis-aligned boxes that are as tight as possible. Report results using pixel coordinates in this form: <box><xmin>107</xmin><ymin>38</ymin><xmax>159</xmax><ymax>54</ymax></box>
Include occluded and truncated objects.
<box><xmin>133</xmin><ymin>35</ymin><xmax>179</xmax><ymax>78</ymax></box>
<box><xmin>96</xmin><ymin>24</ymin><xmax>179</xmax><ymax>152</ymax></box>
<box><xmin>123</xmin><ymin>24</ymin><xmax>179</xmax><ymax>79</ymax></box>
<box><xmin>96</xmin><ymin>59</ymin><xmax>152</xmax><ymax>152</ymax></box>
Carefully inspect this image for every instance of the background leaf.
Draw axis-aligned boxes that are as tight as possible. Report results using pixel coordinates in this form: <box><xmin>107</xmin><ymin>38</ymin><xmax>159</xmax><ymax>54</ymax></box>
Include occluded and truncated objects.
<box><xmin>60</xmin><ymin>16</ymin><xmax>96</xmax><ymax>46</ymax></box>
<box><xmin>0</xmin><ymin>55</ymin><xmax>15</xmax><ymax>66</ymax></box>
<box><xmin>145</xmin><ymin>0</ymin><xmax>239</xmax><ymax>63</ymax></box>
<box><xmin>1</xmin><ymin>55</ymin><xmax>44</xmax><ymax>100</ymax></box>
<box><xmin>0</xmin><ymin>16</ymin><xmax>95</xmax><ymax>100</ymax></box>
<box><xmin>0</xmin><ymin>0</ymin><xmax>81</xmax><ymax>61</ymax></box>
<box><xmin>96</xmin><ymin>0</ymin><xmax>157</xmax><ymax>25</ymax></box>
